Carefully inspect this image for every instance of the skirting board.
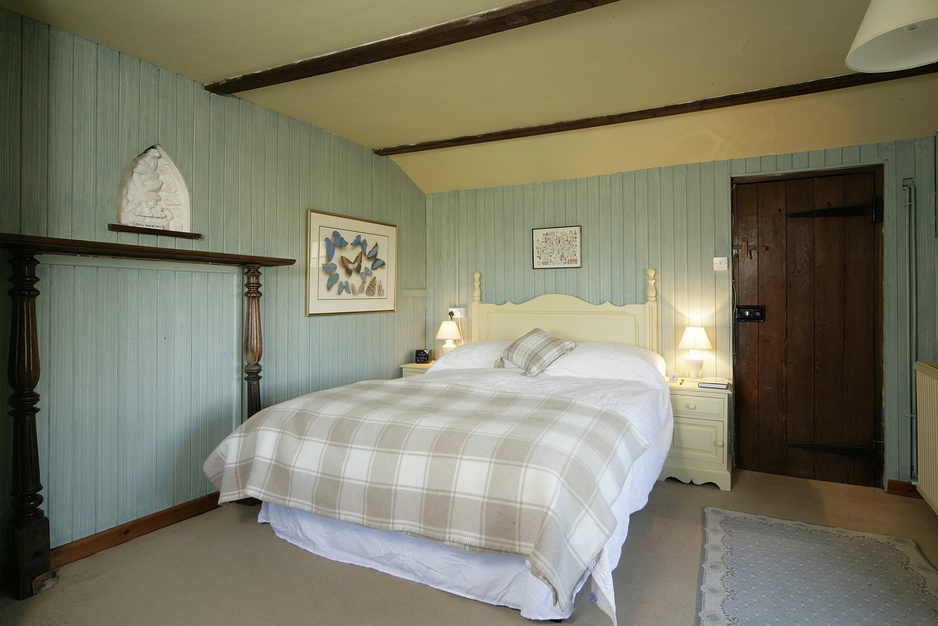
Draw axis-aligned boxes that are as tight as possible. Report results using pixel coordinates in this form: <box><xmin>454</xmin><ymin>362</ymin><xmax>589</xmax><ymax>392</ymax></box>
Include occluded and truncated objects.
<box><xmin>887</xmin><ymin>480</ymin><xmax>924</xmax><ymax>499</ymax></box>
<box><xmin>48</xmin><ymin>493</ymin><xmax>221</xmax><ymax>570</ymax></box>
<box><xmin>1</xmin><ymin>493</ymin><xmax>220</xmax><ymax>594</ymax></box>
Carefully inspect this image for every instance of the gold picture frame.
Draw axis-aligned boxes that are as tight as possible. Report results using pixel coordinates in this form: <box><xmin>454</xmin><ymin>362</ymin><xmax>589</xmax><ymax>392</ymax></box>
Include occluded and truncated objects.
<box><xmin>306</xmin><ymin>210</ymin><xmax>398</xmax><ymax>315</ymax></box>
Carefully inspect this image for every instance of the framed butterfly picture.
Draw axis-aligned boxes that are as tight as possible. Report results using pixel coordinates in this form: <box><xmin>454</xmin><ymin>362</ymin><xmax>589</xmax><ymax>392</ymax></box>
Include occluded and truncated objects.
<box><xmin>306</xmin><ymin>210</ymin><xmax>398</xmax><ymax>315</ymax></box>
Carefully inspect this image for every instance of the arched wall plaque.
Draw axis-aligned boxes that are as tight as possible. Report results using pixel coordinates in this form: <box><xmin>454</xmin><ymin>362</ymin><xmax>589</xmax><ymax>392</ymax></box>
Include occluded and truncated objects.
<box><xmin>116</xmin><ymin>145</ymin><xmax>191</xmax><ymax>233</ymax></box>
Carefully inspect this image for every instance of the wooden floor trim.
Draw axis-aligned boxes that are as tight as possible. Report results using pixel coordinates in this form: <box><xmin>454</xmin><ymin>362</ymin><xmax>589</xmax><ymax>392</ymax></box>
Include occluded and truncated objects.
<box><xmin>887</xmin><ymin>480</ymin><xmax>924</xmax><ymax>498</ymax></box>
<box><xmin>49</xmin><ymin>493</ymin><xmax>220</xmax><ymax>569</ymax></box>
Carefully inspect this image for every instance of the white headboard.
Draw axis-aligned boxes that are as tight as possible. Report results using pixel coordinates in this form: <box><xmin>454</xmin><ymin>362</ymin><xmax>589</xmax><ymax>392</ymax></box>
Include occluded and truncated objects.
<box><xmin>469</xmin><ymin>268</ymin><xmax>659</xmax><ymax>353</ymax></box>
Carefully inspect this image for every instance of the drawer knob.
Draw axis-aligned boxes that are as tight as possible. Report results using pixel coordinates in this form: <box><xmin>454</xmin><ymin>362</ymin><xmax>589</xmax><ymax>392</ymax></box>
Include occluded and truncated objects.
<box><xmin>715</xmin><ymin>440</ymin><xmax>724</xmax><ymax>448</ymax></box>
<box><xmin>686</xmin><ymin>403</ymin><xmax>697</xmax><ymax>410</ymax></box>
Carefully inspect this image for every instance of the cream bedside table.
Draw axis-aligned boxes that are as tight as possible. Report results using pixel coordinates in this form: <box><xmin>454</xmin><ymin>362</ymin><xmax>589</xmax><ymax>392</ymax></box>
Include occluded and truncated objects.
<box><xmin>659</xmin><ymin>381</ymin><xmax>733</xmax><ymax>490</ymax></box>
<box><xmin>400</xmin><ymin>362</ymin><xmax>435</xmax><ymax>377</ymax></box>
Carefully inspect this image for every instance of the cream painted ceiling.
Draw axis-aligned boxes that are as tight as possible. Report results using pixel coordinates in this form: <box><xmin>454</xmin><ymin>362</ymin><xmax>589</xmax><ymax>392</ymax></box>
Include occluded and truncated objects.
<box><xmin>4</xmin><ymin>0</ymin><xmax>938</xmax><ymax>192</ymax></box>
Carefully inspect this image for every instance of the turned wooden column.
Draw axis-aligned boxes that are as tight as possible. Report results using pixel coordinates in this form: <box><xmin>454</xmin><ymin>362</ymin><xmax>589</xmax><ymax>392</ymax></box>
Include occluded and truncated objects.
<box><xmin>242</xmin><ymin>264</ymin><xmax>263</xmax><ymax>419</ymax></box>
<box><xmin>7</xmin><ymin>250</ymin><xmax>55</xmax><ymax>598</ymax></box>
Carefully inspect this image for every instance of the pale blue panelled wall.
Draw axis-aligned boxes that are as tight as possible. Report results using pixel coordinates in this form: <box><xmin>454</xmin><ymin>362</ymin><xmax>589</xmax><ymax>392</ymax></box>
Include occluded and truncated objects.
<box><xmin>426</xmin><ymin>140</ymin><xmax>938</xmax><ymax>488</ymax></box>
<box><xmin>0</xmin><ymin>8</ymin><xmax>427</xmax><ymax>559</ymax></box>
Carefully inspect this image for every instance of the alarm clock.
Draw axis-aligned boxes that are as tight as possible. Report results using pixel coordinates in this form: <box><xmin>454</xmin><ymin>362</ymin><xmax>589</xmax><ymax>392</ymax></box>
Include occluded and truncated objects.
<box><xmin>414</xmin><ymin>349</ymin><xmax>432</xmax><ymax>364</ymax></box>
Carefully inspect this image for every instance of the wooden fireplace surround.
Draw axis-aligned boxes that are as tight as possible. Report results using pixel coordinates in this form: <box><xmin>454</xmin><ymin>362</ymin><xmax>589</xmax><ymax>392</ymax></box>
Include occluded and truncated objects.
<box><xmin>0</xmin><ymin>233</ymin><xmax>295</xmax><ymax>599</ymax></box>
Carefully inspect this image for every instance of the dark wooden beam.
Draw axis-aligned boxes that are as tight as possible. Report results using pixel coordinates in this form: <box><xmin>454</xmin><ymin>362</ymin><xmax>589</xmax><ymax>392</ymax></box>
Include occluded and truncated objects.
<box><xmin>204</xmin><ymin>0</ymin><xmax>617</xmax><ymax>95</ymax></box>
<box><xmin>375</xmin><ymin>62</ymin><xmax>938</xmax><ymax>156</ymax></box>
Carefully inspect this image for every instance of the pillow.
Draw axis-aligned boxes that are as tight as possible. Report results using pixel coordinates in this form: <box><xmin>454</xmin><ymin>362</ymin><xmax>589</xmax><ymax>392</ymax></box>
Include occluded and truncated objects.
<box><xmin>496</xmin><ymin>328</ymin><xmax>576</xmax><ymax>377</ymax></box>
<box><xmin>541</xmin><ymin>342</ymin><xmax>667</xmax><ymax>382</ymax></box>
<box><xmin>427</xmin><ymin>341</ymin><xmax>513</xmax><ymax>372</ymax></box>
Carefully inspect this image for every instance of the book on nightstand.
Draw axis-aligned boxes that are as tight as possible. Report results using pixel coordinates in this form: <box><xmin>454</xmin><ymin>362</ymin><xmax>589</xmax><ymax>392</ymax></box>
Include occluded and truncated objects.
<box><xmin>697</xmin><ymin>377</ymin><xmax>730</xmax><ymax>389</ymax></box>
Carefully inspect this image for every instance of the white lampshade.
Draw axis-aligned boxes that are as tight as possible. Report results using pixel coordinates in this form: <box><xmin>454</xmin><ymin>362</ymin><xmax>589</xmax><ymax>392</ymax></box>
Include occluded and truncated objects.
<box><xmin>679</xmin><ymin>326</ymin><xmax>712</xmax><ymax>380</ymax></box>
<box><xmin>846</xmin><ymin>0</ymin><xmax>938</xmax><ymax>72</ymax></box>
<box><xmin>436</xmin><ymin>319</ymin><xmax>462</xmax><ymax>354</ymax></box>
<box><xmin>679</xmin><ymin>326</ymin><xmax>712</xmax><ymax>351</ymax></box>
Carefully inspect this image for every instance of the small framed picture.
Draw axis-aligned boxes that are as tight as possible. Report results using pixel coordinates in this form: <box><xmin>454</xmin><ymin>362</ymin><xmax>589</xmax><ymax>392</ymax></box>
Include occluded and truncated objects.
<box><xmin>532</xmin><ymin>226</ymin><xmax>581</xmax><ymax>269</ymax></box>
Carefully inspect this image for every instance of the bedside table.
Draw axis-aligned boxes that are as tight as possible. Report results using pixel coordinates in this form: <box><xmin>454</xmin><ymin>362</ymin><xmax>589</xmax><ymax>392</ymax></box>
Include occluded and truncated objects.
<box><xmin>659</xmin><ymin>381</ymin><xmax>733</xmax><ymax>490</ymax></box>
<box><xmin>400</xmin><ymin>362</ymin><xmax>435</xmax><ymax>377</ymax></box>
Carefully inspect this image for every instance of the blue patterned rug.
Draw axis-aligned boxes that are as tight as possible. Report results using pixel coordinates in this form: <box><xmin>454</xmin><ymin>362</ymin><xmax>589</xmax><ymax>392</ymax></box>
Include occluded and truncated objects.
<box><xmin>697</xmin><ymin>507</ymin><xmax>938</xmax><ymax>625</ymax></box>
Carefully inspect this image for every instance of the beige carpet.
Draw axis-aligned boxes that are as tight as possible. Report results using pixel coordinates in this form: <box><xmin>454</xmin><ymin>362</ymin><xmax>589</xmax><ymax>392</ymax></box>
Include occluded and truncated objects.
<box><xmin>2</xmin><ymin>470</ymin><xmax>937</xmax><ymax>625</ymax></box>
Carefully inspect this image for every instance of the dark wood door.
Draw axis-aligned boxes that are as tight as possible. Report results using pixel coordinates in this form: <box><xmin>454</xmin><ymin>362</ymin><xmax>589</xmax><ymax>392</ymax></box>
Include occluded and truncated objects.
<box><xmin>732</xmin><ymin>167</ymin><xmax>884</xmax><ymax>486</ymax></box>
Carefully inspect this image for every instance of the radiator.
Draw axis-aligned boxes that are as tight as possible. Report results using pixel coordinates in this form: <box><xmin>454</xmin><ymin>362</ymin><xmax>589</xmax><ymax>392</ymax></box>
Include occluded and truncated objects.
<box><xmin>916</xmin><ymin>361</ymin><xmax>938</xmax><ymax>515</ymax></box>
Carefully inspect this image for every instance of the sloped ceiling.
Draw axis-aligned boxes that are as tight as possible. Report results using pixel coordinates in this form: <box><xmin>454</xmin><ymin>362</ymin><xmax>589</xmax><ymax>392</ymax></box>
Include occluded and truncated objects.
<box><xmin>3</xmin><ymin>0</ymin><xmax>938</xmax><ymax>192</ymax></box>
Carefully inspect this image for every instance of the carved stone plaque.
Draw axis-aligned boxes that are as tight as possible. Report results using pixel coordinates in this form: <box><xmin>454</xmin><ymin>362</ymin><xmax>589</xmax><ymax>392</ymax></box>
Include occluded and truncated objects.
<box><xmin>117</xmin><ymin>145</ymin><xmax>191</xmax><ymax>232</ymax></box>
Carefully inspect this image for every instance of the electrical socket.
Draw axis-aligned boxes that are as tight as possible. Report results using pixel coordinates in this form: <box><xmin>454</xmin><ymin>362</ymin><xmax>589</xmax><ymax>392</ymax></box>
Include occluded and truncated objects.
<box><xmin>449</xmin><ymin>308</ymin><xmax>466</xmax><ymax>319</ymax></box>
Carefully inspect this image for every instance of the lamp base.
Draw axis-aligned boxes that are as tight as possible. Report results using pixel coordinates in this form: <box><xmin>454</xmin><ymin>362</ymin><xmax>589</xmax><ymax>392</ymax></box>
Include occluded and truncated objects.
<box><xmin>686</xmin><ymin>358</ymin><xmax>704</xmax><ymax>381</ymax></box>
<box><xmin>441</xmin><ymin>340</ymin><xmax>458</xmax><ymax>355</ymax></box>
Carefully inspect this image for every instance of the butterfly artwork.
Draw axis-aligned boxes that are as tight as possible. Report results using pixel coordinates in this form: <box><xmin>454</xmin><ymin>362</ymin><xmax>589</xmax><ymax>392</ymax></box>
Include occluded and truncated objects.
<box><xmin>308</xmin><ymin>211</ymin><xmax>396</xmax><ymax>314</ymax></box>
<box><xmin>359</xmin><ymin>265</ymin><xmax>372</xmax><ymax>283</ymax></box>
<box><xmin>340</xmin><ymin>251</ymin><xmax>363</xmax><ymax>276</ymax></box>
<box><xmin>364</xmin><ymin>277</ymin><xmax>386</xmax><ymax>297</ymax></box>
<box><xmin>323</xmin><ymin>229</ymin><xmax>348</xmax><ymax>261</ymax></box>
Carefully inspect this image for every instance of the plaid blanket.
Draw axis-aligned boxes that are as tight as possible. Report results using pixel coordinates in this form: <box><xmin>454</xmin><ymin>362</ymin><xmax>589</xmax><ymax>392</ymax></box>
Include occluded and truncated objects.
<box><xmin>204</xmin><ymin>377</ymin><xmax>649</xmax><ymax>609</ymax></box>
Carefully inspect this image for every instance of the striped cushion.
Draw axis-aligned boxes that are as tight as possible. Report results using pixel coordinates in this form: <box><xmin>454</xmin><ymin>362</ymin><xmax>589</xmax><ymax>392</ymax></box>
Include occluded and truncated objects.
<box><xmin>496</xmin><ymin>328</ymin><xmax>575</xmax><ymax>377</ymax></box>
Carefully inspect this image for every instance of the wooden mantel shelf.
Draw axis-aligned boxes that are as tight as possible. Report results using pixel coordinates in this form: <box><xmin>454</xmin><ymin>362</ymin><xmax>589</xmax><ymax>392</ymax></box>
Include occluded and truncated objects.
<box><xmin>0</xmin><ymin>233</ymin><xmax>295</xmax><ymax>268</ymax></box>
<box><xmin>0</xmin><ymin>232</ymin><xmax>294</xmax><ymax>600</ymax></box>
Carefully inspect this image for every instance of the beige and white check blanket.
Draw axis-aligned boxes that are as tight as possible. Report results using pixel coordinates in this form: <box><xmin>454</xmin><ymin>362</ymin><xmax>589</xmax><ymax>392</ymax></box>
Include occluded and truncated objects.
<box><xmin>204</xmin><ymin>377</ymin><xmax>648</xmax><ymax>609</ymax></box>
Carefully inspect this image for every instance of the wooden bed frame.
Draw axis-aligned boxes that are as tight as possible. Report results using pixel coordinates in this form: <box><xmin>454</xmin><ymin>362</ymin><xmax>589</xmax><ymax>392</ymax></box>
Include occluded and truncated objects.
<box><xmin>0</xmin><ymin>233</ymin><xmax>294</xmax><ymax>599</ymax></box>
<box><xmin>470</xmin><ymin>268</ymin><xmax>658</xmax><ymax>352</ymax></box>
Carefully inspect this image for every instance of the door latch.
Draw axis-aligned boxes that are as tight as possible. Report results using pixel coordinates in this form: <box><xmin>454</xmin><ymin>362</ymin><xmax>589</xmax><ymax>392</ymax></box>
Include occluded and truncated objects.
<box><xmin>734</xmin><ymin>305</ymin><xmax>765</xmax><ymax>322</ymax></box>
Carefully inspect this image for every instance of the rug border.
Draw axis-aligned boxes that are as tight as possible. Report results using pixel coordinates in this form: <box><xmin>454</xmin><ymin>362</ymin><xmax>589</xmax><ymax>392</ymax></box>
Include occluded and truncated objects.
<box><xmin>696</xmin><ymin>506</ymin><xmax>938</xmax><ymax>626</ymax></box>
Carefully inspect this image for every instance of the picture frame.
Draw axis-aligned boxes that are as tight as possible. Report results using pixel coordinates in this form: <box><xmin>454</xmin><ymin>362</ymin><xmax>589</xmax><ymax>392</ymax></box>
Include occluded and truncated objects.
<box><xmin>306</xmin><ymin>210</ymin><xmax>397</xmax><ymax>315</ymax></box>
<box><xmin>532</xmin><ymin>225</ymin><xmax>581</xmax><ymax>269</ymax></box>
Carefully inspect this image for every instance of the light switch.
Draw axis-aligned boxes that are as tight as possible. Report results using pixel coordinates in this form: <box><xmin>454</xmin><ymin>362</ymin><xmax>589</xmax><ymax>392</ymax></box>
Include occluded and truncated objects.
<box><xmin>713</xmin><ymin>257</ymin><xmax>728</xmax><ymax>271</ymax></box>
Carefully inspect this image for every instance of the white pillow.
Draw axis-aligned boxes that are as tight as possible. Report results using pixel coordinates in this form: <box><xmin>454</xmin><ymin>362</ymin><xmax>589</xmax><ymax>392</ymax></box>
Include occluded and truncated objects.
<box><xmin>427</xmin><ymin>341</ymin><xmax>513</xmax><ymax>372</ymax></box>
<box><xmin>541</xmin><ymin>342</ymin><xmax>666</xmax><ymax>382</ymax></box>
<box><xmin>496</xmin><ymin>328</ymin><xmax>576</xmax><ymax>377</ymax></box>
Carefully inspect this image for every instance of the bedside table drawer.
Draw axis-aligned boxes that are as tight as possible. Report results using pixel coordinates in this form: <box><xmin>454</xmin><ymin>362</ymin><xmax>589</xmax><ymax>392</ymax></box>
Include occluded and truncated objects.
<box><xmin>670</xmin><ymin>394</ymin><xmax>725</xmax><ymax>419</ymax></box>
<box><xmin>670</xmin><ymin>416</ymin><xmax>727</xmax><ymax>466</ymax></box>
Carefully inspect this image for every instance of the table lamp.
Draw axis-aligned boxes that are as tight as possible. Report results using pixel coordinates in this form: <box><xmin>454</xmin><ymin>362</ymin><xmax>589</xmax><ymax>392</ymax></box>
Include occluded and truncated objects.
<box><xmin>679</xmin><ymin>326</ymin><xmax>712</xmax><ymax>380</ymax></box>
<box><xmin>436</xmin><ymin>312</ymin><xmax>462</xmax><ymax>355</ymax></box>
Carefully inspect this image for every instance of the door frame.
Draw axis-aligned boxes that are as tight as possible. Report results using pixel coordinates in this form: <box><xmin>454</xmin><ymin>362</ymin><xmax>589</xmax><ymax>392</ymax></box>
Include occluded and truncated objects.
<box><xmin>730</xmin><ymin>165</ymin><xmax>885</xmax><ymax>485</ymax></box>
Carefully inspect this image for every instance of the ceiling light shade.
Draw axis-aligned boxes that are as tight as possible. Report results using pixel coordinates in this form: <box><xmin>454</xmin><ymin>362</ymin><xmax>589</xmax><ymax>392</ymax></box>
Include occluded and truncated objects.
<box><xmin>846</xmin><ymin>0</ymin><xmax>938</xmax><ymax>72</ymax></box>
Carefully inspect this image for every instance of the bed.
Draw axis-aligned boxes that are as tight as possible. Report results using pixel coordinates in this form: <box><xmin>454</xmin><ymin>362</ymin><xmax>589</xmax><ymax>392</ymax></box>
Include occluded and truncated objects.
<box><xmin>204</xmin><ymin>269</ymin><xmax>672</xmax><ymax>625</ymax></box>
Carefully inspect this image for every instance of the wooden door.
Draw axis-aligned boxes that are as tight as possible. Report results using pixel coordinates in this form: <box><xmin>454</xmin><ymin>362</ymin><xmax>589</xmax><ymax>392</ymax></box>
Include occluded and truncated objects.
<box><xmin>732</xmin><ymin>167</ymin><xmax>884</xmax><ymax>486</ymax></box>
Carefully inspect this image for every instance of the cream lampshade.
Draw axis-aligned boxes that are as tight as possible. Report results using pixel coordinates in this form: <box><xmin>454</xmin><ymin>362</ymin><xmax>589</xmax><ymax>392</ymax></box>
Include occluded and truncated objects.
<box><xmin>436</xmin><ymin>317</ymin><xmax>462</xmax><ymax>355</ymax></box>
<box><xmin>679</xmin><ymin>326</ymin><xmax>712</xmax><ymax>381</ymax></box>
<box><xmin>846</xmin><ymin>0</ymin><xmax>938</xmax><ymax>72</ymax></box>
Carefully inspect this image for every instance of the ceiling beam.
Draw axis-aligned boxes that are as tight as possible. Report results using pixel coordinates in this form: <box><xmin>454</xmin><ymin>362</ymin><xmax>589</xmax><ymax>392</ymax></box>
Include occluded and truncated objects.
<box><xmin>373</xmin><ymin>63</ymin><xmax>938</xmax><ymax>155</ymax></box>
<box><xmin>204</xmin><ymin>0</ymin><xmax>617</xmax><ymax>95</ymax></box>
